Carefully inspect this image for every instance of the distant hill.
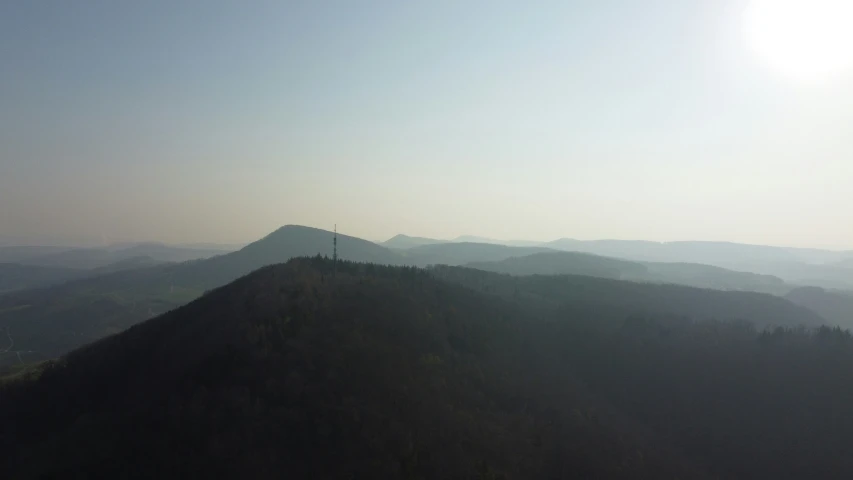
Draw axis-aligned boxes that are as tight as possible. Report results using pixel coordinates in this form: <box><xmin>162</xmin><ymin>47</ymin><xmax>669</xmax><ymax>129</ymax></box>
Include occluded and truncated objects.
<box><xmin>0</xmin><ymin>246</ymin><xmax>74</xmax><ymax>264</ymax></box>
<box><xmin>543</xmin><ymin>239</ymin><xmax>853</xmax><ymax>289</ymax></box>
<box><xmin>114</xmin><ymin>243</ymin><xmax>230</xmax><ymax>262</ymax></box>
<box><xmin>0</xmin><ymin>226</ymin><xmax>824</xmax><ymax>369</ymax></box>
<box><xmin>171</xmin><ymin>225</ymin><xmax>406</xmax><ymax>290</ymax></box>
<box><xmin>453</xmin><ymin>235</ymin><xmax>543</xmax><ymax>247</ymax></box>
<box><xmin>831</xmin><ymin>258</ymin><xmax>853</xmax><ymax>269</ymax></box>
<box><xmin>643</xmin><ymin>261</ymin><xmax>789</xmax><ymax>294</ymax></box>
<box><xmin>467</xmin><ymin>251</ymin><xmax>647</xmax><ymax>279</ymax></box>
<box><xmin>466</xmin><ymin>252</ymin><xmax>790</xmax><ymax>294</ymax></box>
<box><xmin>382</xmin><ymin>234</ymin><xmax>448</xmax><ymax>249</ymax></box>
<box><xmin>0</xmin><ymin>225</ymin><xmax>407</xmax><ymax>366</ymax></box>
<box><xmin>0</xmin><ymin>264</ymin><xmax>85</xmax><ymax>294</ymax></box>
<box><xmin>405</xmin><ymin>242</ymin><xmax>554</xmax><ymax>266</ymax></box>
<box><xmin>383</xmin><ymin>234</ymin><xmax>545</xmax><ymax>250</ymax></box>
<box><xmin>91</xmin><ymin>255</ymin><xmax>166</xmax><ymax>275</ymax></box>
<box><xmin>741</xmin><ymin>262</ymin><xmax>853</xmax><ymax>290</ymax></box>
<box><xmin>432</xmin><ymin>265</ymin><xmax>824</xmax><ymax>329</ymax></box>
<box><xmin>6</xmin><ymin>258</ymin><xmax>853</xmax><ymax>478</ymax></box>
<box><xmin>786</xmin><ymin>287</ymin><xmax>853</xmax><ymax>330</ymax></box>
<box><xmin>544</xmin><ymin>239</ymin><xmax>848</xmax><ymax>264</ymax></box>
<box><xmin>19</xmin><ymin>243</ymin><xmax>228</xmax><ymax>270</ymax></box>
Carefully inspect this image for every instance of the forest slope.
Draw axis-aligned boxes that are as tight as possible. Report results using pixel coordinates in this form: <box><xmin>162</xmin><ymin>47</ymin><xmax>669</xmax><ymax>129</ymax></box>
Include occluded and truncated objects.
<box><xmin>432</xmin><ymin>266</ymin><xmax>823</xmax><ymax>329</ymax></box>
<box><xmin>4</xmin><ymin>259</ymin><xmax>853</xmax><ymax>478</ymax></box>
<box><xmin>0</xmin><ymin>258</ymin><xmax>703</xmax><ymax>479</ymax></box>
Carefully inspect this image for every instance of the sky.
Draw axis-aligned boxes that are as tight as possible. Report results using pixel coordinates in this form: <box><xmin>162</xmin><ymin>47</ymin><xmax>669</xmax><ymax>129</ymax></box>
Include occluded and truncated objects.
<box><xmin>2</xmin><ymin>0</ymin><xmax>852</xmax><ymax>248</ymax></box>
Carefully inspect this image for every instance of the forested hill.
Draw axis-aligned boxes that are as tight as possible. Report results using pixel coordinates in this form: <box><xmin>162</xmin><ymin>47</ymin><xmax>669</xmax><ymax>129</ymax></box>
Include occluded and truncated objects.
<box><xmin>432</xmin><ymin>266</ymin><xmax>824</xmax><ymax>329</ymax></box>
<box><xmin>5</xmin><ymin>258</ymin><xmax>853</xmax><ymax>478</ymax></box>
<box><xmin>0</xmin><ymin>226</ymin><xmax>629</xmax><ymax>368</ymax></box>
<box><xmin>0</xmin><ymin>258</ymin><xmax>707</xmax><ymax>479</ymax></box>
<box><xmin>0</xmin><ymin>231</ymin><xmax>827</xmax><ymax>370</ymax></box>
<box><xmin>466</xmin><ymin>251</ymin><xmax>790</xmax><ymax>294</ymax></box>
<box><xmin>466</xmin><ymin>251</ymin><xmax>647</xmax><ymax>279</ymax></box>
<box><xmin>168</xmin><ymin>224</ymin><xmax>406</xmax><ymax>289</ymax></box>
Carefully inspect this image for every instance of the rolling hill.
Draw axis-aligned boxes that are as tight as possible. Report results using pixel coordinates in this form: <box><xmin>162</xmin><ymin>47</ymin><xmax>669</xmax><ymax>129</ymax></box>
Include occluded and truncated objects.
<box><xmin>18</xmin><ymin>243</ymin><xmax>229</xmax><ymax>270</ymax></box>
<box><xmin>466</xmin><ymin>252</ymin><xmax>789</xmax><ymax>294</ymax></box>
<box><xmin>544</xmin><ymin>239</ymin><xmax>851</xmax><ymax>265</ymax></box>
<box><xmin>0</xmin><ymin>226</ymin><xmax>831</xmax><ymax>368</ymax></box>
<box><xmin>432</xmin><ymin>265</ymin><xmax>824</xmax><ymax>329</ymax></box>
<box><xmin>382</xmin><ymin>234</ymin><xmax>448</xmax><ymax>249</ymax></box>
<box><xmin>452</xmin><ymin>235</ymin><xmax>544</xmax><ymax>247</ymax></box>
<box><xmin>404</xmin><ymin>243</ymin><xmax>555</xmax><ymax>266</ymax></box>
<box><xmin>90</xmin><ymin>255</ymin><xmax>166</xmax><ymax>274</ymax></box>
<box><xmin>0</xmin><ymin>225</ymin><xmax>407</xmax><ymax>366</ymax></box>
<box><xmin>4</xmin><ymin>258</ymin><xmax>853</xmax><ymax>478</ymax></box>
<box><xmin>543</xmin><ymin>239</ymin><xmax>853</xmax><ymax>289</ymax></box>
<box><xmin>0</xmin><ymin>246</ymin><xmax>74</xmax><ymax>264</ymax></box>
<box><xmin>0</xmin><ymin>263</ymin><xmax>85</xmax><ymax>294</ymax></box>
<box><xmin>467</xmin><ymin>251</ymin><xmax>646</xmax><ymax>279</ymax></box>
<box><xmin>169</xmin><ymin>225</ymin><xmax>406</xmax><ymax>290</ymax></box>
<box><xmin>785</xmin><ymin>286</ymin><xmax>853</xmax><ymax>330</ymax></box>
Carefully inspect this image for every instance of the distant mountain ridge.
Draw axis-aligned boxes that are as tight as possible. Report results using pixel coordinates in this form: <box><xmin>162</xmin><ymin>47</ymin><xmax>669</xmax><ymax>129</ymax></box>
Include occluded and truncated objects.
<box><xmin>381</xmin><ymin>234</ymin><xmax>448</xmax><ymax>249</ymax></box>
<box><xmin>433</xmin><ymin>265</ymin><xmax>824</xmax><ymax>329</ymax></box>
<box><xmin>0</xmin><ymin>264</ymin><xmax>86</xmax><ymax>294</ymax></box>
<box><xmin>537</xmin><ymin>239</ymin><xmax>853</xmax><ymax>289</ymax></box>
<box><xmin>451</xmin><ymin>235</ymin><xmax>544</xmax><ymax>247</ymax></box>
<box><xmin>15</xmin><ymin>243</ymin><xmax>229</xmax><ymax>270</ymax></box>
<box><xmin>381</xmin><ymin>234</ymin><xmax>853</xmax><ymax>287</ymax></box>
<box><xmin>0</xmin><ymin>225</ymin><xmax>838</xmax><ymax>368</ymax></box>
<box><xmin>0</xmin><ymin>246</ymin><xmax>75</xmax><ymax>264</ymax></box>
<box><xmin>465</xmin><ymin>251</ymin><xmax>790</xmax><ymax>295</ymax></box>
<box><xmin>403</xmin><ymin>243</ymin><xmax>555</xmax><ymax>265</ymax></box>
<box><xmin>543</xmin><ymin>239</ymin><xmax>853</xmax><ymax>264</ymax></box>
<box><xmin>382</xmin><ymin>233</ymin><xmax>545</xmax><ymax>249</ymax></box>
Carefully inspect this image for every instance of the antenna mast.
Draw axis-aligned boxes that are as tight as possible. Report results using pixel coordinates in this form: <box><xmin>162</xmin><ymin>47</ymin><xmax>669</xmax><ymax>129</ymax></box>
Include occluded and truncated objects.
<box><xmin>333</xmin><ymin>224</ymin><xmax>337</xmax><ymax>278</ymax></box>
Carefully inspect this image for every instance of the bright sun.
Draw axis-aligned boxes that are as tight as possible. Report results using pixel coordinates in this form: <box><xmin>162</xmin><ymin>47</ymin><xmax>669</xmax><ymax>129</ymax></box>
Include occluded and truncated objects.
<box><xmin>743</xmin><ymin>0</ymin><xmax>853</xmax><ymax>82</ymax></box>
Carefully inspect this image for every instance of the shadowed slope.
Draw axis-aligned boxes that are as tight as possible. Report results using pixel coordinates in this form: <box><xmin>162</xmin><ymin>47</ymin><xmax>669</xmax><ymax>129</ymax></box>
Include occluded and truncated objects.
<box><xmin>0</xmin><ymin>258</ymin><xmax>702</xmax><ymax>479</ymax></box>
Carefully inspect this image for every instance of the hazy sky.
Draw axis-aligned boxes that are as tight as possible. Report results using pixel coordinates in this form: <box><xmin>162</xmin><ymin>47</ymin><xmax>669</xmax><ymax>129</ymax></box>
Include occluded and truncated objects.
<box><xmin>2</xmin><ymin>1</ymin><xmax>852</xmax><ymax>248</ymax></box>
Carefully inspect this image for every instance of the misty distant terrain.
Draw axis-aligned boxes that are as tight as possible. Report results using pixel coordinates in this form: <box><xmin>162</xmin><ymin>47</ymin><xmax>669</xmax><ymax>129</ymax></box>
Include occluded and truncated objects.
<box><xmin>785</xmin><ymin>287</ymin><xmax>853</xmax><ymax>331</ymax></box>
<box><xmin>0</xmin><ymin>225</ymin><xmax>838</xmax><ymax>369</ymax></box>
<box><xmin>467</xmin><ymin>251</ymin><xmax>790</xmax><ymax>295</ymax></box>
<box><xmin>7</xmin><ymin>243</ymin><xmax>232</xmax><ymax>270</ymax></box>
<box><xmin>0</xmin><ymin>264</ymin><xmax>85</xmax><ymax>294</ymax></box>
<box><xmin>0</xmin><ymin>243</ymin><xmax>235</xmax><ymax>294</ymax></box>
<box><xmin>0</xmin><ymin>246</ymin><xmax>75</xmax><ymax>264</ymax></box>
<box><xmin>382</xmin><ymin>234</ymin><xmax>448</xmax><ymax>249</ymax></box>
<box><xmin>386</xmin><ymin>234</ymin><xmax>853</xmax><ymax>289</ymax></box>
<box><xmin>403</xmin><ymin>243</ymin><xmax>556</xmax><ymax>265</ymax></box>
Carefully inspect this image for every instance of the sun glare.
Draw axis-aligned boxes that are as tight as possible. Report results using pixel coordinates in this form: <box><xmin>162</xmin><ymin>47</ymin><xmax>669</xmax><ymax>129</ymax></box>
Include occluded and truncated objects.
<box><xmin>743</xmin><ymin>0</ymin><xmax>853</xmax><ymax>82</ymax></box>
